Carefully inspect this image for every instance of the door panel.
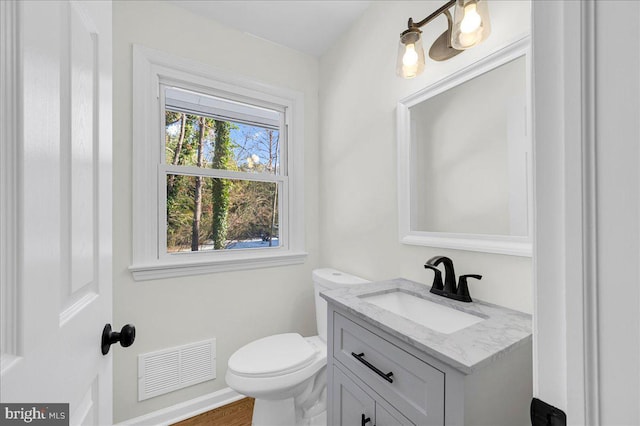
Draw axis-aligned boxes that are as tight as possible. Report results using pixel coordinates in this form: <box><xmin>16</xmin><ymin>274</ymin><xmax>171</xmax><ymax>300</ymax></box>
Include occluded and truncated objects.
<box><xmin>68</xmin><ymin>0</ymin><xmax>96</xmax><ymax>295</ymax></box>
<box><xmin>60</xmin><ymin>0</ymin><xmax>101</xmax><ymax>323</ymax></box>
<box><xmin>0</xmin><ymin>1</ymin><xmax>112</xmax><ymax>424</ymax></box>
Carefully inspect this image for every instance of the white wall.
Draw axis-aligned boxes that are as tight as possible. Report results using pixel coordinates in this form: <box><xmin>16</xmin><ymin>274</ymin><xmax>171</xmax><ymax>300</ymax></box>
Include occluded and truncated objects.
<box><xmin>593</xmin><ymin>4</ymin><xmax>640</xmax><ymax>422</ymax></box>
<box><xmin>319</xmin><ymin>1</ymin><xmax>533</xmax><ymax>314</ymax></box>
<box><xmin>112</xmin><ymin>2</ymin><xmax>319</xmax><ymax>421</ymax></box>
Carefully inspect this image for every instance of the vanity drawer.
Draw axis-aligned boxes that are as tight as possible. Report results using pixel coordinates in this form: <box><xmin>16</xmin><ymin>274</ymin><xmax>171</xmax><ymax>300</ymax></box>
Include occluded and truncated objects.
<box><xmin>333</xmin><ymin>312</ymin><xmax>445</xmax><ymax>425</ymax></box>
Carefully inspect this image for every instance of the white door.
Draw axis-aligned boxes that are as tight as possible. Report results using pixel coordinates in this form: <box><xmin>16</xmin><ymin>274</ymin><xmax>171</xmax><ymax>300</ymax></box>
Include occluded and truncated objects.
<box><xmin>1</xmin><ymin>1</ymin><xmax>114</xmax><ymax>424</ymax></box>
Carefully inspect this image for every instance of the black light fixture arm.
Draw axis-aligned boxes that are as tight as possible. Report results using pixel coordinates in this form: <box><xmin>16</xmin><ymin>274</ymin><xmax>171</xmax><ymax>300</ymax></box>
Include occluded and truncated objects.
<box><xmin>407</xmin><ymin>0</ymin><xmax>456</xmax><ymax>30</ymax></box>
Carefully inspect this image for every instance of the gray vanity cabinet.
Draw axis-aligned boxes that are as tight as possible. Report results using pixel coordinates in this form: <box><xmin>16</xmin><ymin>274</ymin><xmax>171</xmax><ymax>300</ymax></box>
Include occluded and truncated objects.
<box><xmin>326</xmin><ymin>304</ymin><xmax>533</xmax><ymax>426</ymax></box>
<box><xmin>332</xmin><ymin>365</ymin><xmax>413</xmax><ymax>426</ymax></box>
<box><xmin>375</xmin><ymin>399</ymin><xmax>413</xmax><ymax>426</ymax></box>
<box><xmin>331</xmin><ymin>366</ymin><xmax>374</xmax><ymax>425</ymax></box>
<box><xmin>329</xmin><ymin>310</ymin><xmax>444</xmax><ymax>425</ymax></box>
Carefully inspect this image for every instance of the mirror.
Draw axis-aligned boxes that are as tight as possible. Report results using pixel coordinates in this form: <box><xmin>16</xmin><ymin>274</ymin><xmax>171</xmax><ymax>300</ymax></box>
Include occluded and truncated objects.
<box><xmin>397</xmin><ymin>38</ymin><xmax>532</xmax><ymax>256</ymax></box>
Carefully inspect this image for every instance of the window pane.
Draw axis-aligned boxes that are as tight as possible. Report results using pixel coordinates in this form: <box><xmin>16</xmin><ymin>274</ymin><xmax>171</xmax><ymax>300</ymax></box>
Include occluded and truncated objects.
<box><xmin>164</xmin><ymin>87</ymin><xmax>281</xmax><ymax>176</ymax></box>
<box><xmin>165</xmin><ymin>112</ymin><xmax>280</xmax><ymax>175</ymax></box>
<box><xmin>166</xmin><ymin>174</ymin><xmax>279</xmax><ymax>253</ymax></box>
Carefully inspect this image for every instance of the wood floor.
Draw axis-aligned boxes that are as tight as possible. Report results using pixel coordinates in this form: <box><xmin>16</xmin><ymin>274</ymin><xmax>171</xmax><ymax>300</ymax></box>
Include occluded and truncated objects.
<box><xmin>172</xmin><ymin>398</ymin><xmax>254</xmax><ymax>426</ymax></box>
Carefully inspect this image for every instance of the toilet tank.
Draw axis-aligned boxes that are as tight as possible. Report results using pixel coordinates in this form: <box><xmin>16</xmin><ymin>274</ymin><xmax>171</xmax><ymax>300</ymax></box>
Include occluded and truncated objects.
<box><xmin>313</xmin><ymin>268</ymin><xmax>369</xmax><ymax>342</ymax></box>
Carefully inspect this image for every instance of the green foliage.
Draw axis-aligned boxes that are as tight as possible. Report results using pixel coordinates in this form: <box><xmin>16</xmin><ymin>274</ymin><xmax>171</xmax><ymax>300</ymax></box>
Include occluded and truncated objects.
<box><xmin>166</xmin><ymin>174</ymin><xmax>195</xmax><ymax>251</ymax></box>
<box><xmin>211</xmin><ymin>121</ymin><xmax>232</xmax><ymax>250</ymax></box>
<box><xmin>165</xmin><ymin>111</ymin><xmax>182</xmax><ymax>125</ymax></box>
<box><xmin>164</xmin><ymin>111</ymin><xmax>279</xmax><ymax>252</ymax></box>
<box><xmin>227</xmin><ymin>180</ymin><xmax>278</xmax><ymax>241</ymax></box>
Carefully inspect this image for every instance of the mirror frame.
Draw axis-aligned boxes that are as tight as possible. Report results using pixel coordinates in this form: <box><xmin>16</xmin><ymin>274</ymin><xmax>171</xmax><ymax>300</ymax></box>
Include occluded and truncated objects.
<box><xmin>397</xmin><ymin>37</ymin><xmax>532</xmax><ymax>257</ymax></box>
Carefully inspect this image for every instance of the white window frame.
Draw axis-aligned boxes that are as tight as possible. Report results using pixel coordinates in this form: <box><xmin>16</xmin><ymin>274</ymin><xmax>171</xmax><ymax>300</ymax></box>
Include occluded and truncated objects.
<box><xmin>130</xmin><ymin>45</ymin><xmax>306</xmax><ymax>281</ymax></box>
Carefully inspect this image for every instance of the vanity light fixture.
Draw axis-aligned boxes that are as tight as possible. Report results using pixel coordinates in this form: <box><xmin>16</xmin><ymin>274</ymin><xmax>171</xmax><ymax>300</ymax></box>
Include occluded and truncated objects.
<box><xmin>397</xmin><ymin>0</ymin><xmax>491</xmax><ymax>79</ymax></box>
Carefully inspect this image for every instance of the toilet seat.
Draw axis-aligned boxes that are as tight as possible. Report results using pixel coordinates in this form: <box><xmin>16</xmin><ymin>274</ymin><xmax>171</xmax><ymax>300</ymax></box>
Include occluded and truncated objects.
<box><xmin>225</xmin><ymin>335</ymin><xmax>327</xmax><ymax>401</ymax></box>
<box><xmin>228</xmin><ymin>333</ymin><xmax>317</xmax><ymax>378</ymax></box>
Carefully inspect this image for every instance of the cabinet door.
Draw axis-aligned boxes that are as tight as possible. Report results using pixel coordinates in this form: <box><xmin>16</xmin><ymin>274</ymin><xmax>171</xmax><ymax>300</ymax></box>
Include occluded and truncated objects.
<box><xmin>376</xmin><ymin>398</ymin><xmax>415</xmax><ymax>426</ymax></box>
<box><xmin>332</xmin><ymin>366</ymin><xmax>375</xmax><ymax>426</ymax></box>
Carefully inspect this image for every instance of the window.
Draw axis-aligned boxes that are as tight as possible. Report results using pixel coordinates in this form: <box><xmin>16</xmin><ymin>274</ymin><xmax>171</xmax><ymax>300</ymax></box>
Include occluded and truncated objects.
<box><xmin>162</xmin><ymin>87</ymin><xmax>284</xmax><ymax>253</ymax></box>
<box><xmin>131</xmin><ymin>46</ymin><xmax>306</xmax><ymax>280</ymax></box>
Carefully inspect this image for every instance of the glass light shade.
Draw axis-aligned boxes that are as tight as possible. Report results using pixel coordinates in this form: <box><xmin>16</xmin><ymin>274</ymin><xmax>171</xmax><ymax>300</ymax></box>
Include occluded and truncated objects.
<box><xmin>396</xmin><ymin>32</ymin><xmax>426</xmax><ymax>79</ymax></box>
<box><xmin>451</xmin><ymin>0</ymin><xmax>491</xmax><ymax>50</ymax></box>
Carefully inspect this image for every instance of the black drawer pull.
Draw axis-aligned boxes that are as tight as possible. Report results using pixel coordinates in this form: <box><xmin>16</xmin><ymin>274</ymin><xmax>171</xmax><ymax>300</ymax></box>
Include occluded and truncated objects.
<box><xmin>351</xmin><ymin>352</ymin><xmax>394</xmax><ymax>383</ymax></box>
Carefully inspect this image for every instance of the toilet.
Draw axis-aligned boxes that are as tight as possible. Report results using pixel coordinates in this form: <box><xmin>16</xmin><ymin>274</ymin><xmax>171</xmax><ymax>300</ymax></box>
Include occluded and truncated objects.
<box><xmin>226</xmin><ymin>268</ymin><xmax>369</xmax><ymax>426</ymax></box>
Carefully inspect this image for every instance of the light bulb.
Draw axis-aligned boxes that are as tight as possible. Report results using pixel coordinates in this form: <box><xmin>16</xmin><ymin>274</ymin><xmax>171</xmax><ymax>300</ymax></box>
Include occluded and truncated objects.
<box><xmin>402</xmin><ymin>63</ymin><xmax>419</xmax><ymax>79</ymax></box>
<box><xmin>456</xmin><ymin>31</ymin><xmax>480</xmax><ymax>48</ymax></box>
<box><xmin>396</xmin><ymin>32</ymin><xmax>425</xmax><ymax>78</ymax></box>
<box><xmin>451</xmin><ymin>0</ymin><xmax>491</xmax><ymax>50</ymax></box>
<box><xmin>402</xmin><ymin>44</ymin><xmax>419</xmax><ymax>66</ymax></box>
<box><xmin>460</xmin><ymin>3</ymin><xmax>482</xmax><ymax>34</ymax></box>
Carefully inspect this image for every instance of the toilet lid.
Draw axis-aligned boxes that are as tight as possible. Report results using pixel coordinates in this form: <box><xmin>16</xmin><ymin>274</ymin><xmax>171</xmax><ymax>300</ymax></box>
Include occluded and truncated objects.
<box><xmin>228</xmin><ymin>333</ymin><xmax>317</xmax><ymax>378</ymax></box>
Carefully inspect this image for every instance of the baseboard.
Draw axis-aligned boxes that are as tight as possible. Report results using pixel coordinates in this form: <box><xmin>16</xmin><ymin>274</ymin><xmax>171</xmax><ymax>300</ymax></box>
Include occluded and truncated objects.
<box><xmin>116</xmin><ymin>387</ymin><xmax>244</xmax><ymax>426</ymax></box>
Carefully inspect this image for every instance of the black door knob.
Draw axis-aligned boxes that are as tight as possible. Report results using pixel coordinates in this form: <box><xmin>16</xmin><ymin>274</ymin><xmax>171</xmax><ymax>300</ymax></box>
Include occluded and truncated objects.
<box><xmin>101</xmin><ymin>323</ymin><xmax>136</xmax><ymax>355</ymax></box>
<box><xmin>361</xmin><ymin>414</ymin><xmax>371</xmax><ymax>426</ymax></box>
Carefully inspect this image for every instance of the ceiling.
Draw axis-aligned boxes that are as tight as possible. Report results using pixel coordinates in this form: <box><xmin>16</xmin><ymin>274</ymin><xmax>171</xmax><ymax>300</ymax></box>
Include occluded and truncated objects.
<box><xmin>170</xmin><ymin>1</ymin><xmax>372</xmax><ymax>57</ymax></box>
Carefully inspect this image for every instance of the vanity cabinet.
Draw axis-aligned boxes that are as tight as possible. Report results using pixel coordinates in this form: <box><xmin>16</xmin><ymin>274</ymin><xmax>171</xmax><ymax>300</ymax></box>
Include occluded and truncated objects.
<box><xmin>332</xmin><ymin>365</ymin><xmax>413</xmax><ymax>426</ymax></box>
<box><xmin>326</xmin><ymin>305</ymin><xmax>532</xmax><ymax>426</ymax></box>
<box><xmin>332</xmin><ymin>311</ymin><xmax>444</xmax><ymax>425</ymax></box>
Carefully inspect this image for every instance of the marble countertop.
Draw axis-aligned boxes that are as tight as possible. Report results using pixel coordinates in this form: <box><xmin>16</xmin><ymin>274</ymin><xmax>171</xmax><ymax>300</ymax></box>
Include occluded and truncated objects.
<box><xmin>321</xmin><ymin>278</ymin><xmax>532</xmax><ymax>375</ymax></box>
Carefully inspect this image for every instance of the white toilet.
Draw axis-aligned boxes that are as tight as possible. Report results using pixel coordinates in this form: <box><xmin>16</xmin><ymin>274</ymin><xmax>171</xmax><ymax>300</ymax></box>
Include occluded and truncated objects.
<box><xmin>226</xmin><ymin>268</ymin><xmax>369</xmax><ymax>426</ymax></box>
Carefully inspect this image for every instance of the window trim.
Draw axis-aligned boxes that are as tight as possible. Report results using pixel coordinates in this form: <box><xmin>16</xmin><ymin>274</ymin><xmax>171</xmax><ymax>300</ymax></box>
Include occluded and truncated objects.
<box><xmin>130</xmin><ymin>45</ymin><xmax>306</xmax><ymax>281</ymax></box>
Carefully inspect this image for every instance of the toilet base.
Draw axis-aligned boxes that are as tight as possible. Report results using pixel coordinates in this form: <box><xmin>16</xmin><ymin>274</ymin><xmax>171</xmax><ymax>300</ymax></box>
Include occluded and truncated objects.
<box><xmin>251</xmin><ymin>397</ymin><xmax>327</xmax><ymax>426</ymax></box>
<box><xmin>306</xmin><ymin>410</ymin><xmax>326</xmax><ymax>426</ymax></box>
<box><xmin>252</xmin><ymin>397</ymin><xmax>296</xmax><ymax>426</ymax></box>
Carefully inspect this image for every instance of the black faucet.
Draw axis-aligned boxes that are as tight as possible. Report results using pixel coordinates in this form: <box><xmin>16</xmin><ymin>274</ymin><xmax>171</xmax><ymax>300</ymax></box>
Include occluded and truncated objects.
<box><xmin>424</xmin><ymin>256</ymin><xmax>482</xmax><ymax>303</ymax></box>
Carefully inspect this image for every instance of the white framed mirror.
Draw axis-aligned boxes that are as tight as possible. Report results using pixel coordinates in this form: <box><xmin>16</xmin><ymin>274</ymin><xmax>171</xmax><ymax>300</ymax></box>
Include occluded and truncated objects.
<box><xmin>397</xmin><ymin>37</ymin><xmax>532</xmax><ymax>256</ymax></box>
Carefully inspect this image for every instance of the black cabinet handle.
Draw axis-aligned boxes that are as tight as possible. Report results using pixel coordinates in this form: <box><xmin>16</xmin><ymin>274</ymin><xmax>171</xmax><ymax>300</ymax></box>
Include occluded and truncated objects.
<box><xmin>361</xmin><ymin>413</ymin><xmax>371</xmax><ymax>426</ymax></box>
<box><xmin>351</xmin><ymin>352</ymin><xmax>394</xmax><ymax>383</ymax></box>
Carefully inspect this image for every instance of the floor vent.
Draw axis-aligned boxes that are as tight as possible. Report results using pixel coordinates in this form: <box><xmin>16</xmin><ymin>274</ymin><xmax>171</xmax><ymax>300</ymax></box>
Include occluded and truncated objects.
<box><xmin>138</xmin><ymin>339</ymin><xmax>216</xmax><ymax>401</ymax></box>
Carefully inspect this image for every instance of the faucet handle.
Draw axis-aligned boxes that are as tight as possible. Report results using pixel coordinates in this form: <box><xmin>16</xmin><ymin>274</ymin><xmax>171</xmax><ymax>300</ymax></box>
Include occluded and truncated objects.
<box><xmin>456</xmin><ymin>274</ymin><xmax>482</xmax><ymax>302</ymax></box>
<box><xmin>424</xmin><ymin>263</ymin><xmax>444</xmax><ymax>291</ymax></box>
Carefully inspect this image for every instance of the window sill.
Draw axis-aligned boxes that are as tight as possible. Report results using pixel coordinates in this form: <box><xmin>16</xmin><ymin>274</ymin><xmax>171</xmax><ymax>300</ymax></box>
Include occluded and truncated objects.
<box><xmin>129</xmin><ymin>251</ymin><xmax>308</xmax><ymax>281</ymax></box>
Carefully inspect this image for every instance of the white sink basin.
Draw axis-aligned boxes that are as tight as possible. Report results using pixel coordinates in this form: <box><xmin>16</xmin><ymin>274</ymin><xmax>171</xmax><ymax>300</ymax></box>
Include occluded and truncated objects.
<box><xmin>361</xmin><ymin>290</ymin><xmax>484</xmax><ymax>334</ymax></box>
